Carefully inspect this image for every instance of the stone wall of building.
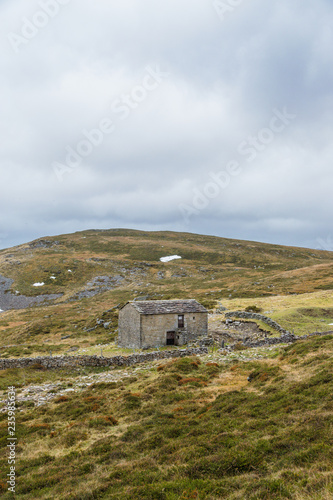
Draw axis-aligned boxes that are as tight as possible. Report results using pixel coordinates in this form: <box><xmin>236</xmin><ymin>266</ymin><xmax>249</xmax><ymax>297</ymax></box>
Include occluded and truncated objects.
<box><xmin>118</xmin><ymin>303</ymin><xmax>141</xmax><ymax>348</ymax></box>
<box><xmin>141</xmin><ymin>312</ymin><xmax>207</xmax><ymax>349</ymax></box>
<box><xmin>0</xmin><ymin>347</ymin><xmax>208</xmax><ymax>371</ymax></box>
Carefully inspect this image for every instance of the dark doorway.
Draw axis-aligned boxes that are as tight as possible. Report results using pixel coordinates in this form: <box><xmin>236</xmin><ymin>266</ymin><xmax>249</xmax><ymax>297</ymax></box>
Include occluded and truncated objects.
<box><xmin>166</xmin><ymin>331</ymin><xmax>175</xmax><ymax>345</ymax></box>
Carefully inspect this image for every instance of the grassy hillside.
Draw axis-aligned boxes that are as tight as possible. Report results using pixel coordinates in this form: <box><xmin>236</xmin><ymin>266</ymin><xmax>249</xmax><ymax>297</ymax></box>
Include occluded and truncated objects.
<box><xmin>0</xmin><ymin>334</ymin><xmax>332</xmax><ymax>499</ymax></box>
<box><xmin>1</xmin><ymin>229</ymin><xmax>333</xmax><ymax>301</ymax></box>
<box><xmin>221</xmin><ymin>290</ymin><xmax>333</xmax><ymax>336</ymax></box>
<box><xmin>0</xmin><ymin>229</ymin><xmax>333</xmax><ymax>358</ymax></box>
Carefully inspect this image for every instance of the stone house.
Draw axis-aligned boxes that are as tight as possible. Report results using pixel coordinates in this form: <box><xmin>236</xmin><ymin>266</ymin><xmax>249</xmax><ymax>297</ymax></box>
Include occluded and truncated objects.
<box><xmin>118</xmin><ymin>299</ymin><xmax>208</xmax><ymax>349</ymax></box>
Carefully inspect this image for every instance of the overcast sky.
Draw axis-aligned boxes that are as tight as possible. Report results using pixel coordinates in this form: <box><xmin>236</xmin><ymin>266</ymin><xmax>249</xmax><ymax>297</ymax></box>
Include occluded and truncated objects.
<box><xmin>0</xmin><ymin>0</ymin><xmax>332</xmax><ymax>251</ymax></box>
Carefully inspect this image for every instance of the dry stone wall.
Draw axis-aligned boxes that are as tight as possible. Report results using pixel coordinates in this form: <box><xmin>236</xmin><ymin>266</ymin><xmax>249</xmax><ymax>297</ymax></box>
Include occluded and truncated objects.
<box><xmin>0</xmin><ymin>347</ymin><xmax>208</xmax><ymax>371</ymax></box>
<box><xmin>226</xmin><ymin>331</ymin><xmax>333</xmax><ymax>350</ymax></box>
<box><xmin>225</xmin><ymin>311</ymin><xmax>290</xmax><ymax>334</ymax></box>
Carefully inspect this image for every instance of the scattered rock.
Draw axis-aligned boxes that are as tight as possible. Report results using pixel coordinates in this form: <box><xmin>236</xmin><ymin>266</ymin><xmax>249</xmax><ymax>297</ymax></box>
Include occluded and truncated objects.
<box><xmin>28</xmin><ymin>239</ymin><xmax>60</xmax><ymax>249</ymax></box>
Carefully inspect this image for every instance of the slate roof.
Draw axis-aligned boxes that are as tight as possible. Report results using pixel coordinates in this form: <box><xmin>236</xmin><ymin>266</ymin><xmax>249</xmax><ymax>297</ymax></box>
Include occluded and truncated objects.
<box><xmin>124</xmin><ymin>299</ymin><xmax>208</xmax><ymax>315</ymax></box>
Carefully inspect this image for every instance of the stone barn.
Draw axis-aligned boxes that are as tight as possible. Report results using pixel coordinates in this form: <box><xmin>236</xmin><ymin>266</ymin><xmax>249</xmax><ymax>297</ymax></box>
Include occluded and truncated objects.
<box><xmin>118</xmin><ymin>299</ymin><xmax>208</xmax><ymax>349</ymax></box>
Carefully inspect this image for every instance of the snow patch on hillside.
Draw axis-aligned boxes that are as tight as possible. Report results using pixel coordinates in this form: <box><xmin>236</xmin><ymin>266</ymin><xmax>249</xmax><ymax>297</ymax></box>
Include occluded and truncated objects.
<box><xmin>160</xmin><ymin>255</ymin><xmax>182</xmax><ymax>263</ymax></box>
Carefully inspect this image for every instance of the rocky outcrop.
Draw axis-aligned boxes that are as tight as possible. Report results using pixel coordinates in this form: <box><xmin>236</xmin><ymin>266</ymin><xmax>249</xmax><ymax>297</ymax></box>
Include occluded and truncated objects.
<box><xmin>0</xmin><ymin>274</ymin><xmax>63</xmax><ymax>312</ymax></box>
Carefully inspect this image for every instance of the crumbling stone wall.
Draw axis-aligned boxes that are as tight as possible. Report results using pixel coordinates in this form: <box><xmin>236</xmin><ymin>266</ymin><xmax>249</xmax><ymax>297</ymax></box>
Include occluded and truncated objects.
<box><xmin>0</xmin><ymin>347</ymin><xmax>208</xmax><ymax>371</ymax></box>
<box><xmin>224</xmin><ymin>331</ymin><xmax>333</xmax><ymax>351</ymax></box>
<box><xmin>225</xmin><ymin>311</ymin><xmax>290</xmax><ymax>334</ymax></box>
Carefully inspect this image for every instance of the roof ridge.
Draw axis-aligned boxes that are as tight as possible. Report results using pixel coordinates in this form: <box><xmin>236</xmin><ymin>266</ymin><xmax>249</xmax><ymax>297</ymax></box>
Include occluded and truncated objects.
<box><xmin>125</xmin><ymin>299</ymin><xmax>207</xmax><ymax>315</ymax></box>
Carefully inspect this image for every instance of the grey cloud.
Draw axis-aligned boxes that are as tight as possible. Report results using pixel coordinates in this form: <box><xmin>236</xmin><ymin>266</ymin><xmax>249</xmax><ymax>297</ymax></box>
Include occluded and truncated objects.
<box><xmin>0</xmin><ymin>0</ymin><xmax>332</xmax><ymax>250</ymax></box>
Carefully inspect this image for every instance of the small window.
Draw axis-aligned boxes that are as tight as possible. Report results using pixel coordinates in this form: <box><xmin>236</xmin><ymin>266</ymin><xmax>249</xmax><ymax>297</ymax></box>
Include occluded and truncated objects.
<box><xmin>193</xmin><ymin>316</ymin><xmax>195</xmax><ymax>320</ymax></box>
<box><xmin>178</xmin><ymin>315</ymin><xmax>184</xmax><ymax>328</ymax></box>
